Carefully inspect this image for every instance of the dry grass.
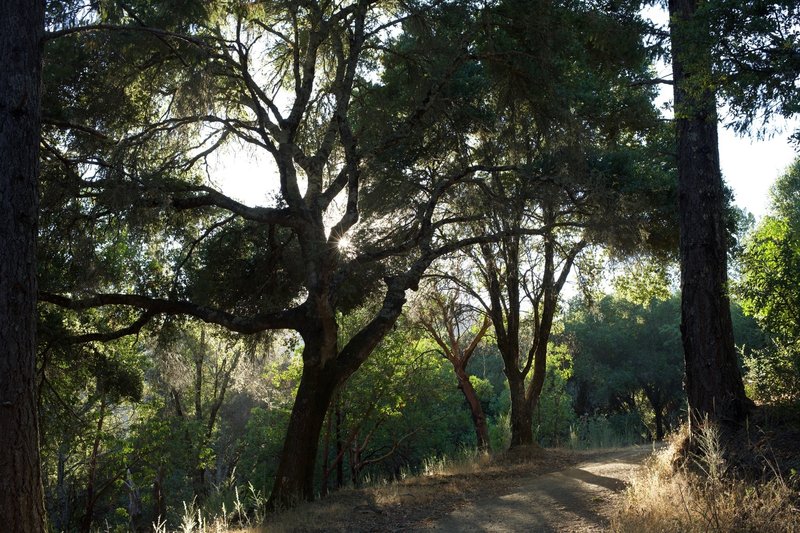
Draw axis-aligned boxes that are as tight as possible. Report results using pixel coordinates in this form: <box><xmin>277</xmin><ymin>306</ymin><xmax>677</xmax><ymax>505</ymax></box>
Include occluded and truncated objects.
<box><xmin>258</xmin><ymin>445</ymin><xmax>578</xmax><ymax>532</ymax></box>
<box><xmin>611</xmin><ymin>423</ymin><xmax>800</xmax><ymax>533</ymax></box>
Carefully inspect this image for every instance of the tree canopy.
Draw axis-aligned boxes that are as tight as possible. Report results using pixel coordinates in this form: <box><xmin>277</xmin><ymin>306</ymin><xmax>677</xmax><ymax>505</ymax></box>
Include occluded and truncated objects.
<box><xmin>5</xmin><ymin>0</ymin><xmax>798</xmax><ymax>528</ymax></box>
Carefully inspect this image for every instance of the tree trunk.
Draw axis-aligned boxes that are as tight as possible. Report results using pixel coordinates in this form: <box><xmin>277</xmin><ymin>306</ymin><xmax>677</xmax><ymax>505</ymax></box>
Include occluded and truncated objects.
<box><xmin>0</xmin><ymin>1</ymin><xmax>47</xmax><ymax>531</ymax></box>
<box><xmin>267</xmin><ymin>358</ymin><xmax>339</xmax><ymax>509</ymax></box>
<box><xmin>153</xmin><ymin>464</ymin><xmax>167</xmax><ymax>524</ymax></box>
<box><xmin>669</xmin><ymin>0</ymin><xmax>750</xmax><ymax>432</ymax></box>
<box><xmin>455</xmin><ymin>367</ymin><xmax>490</xmax><ymax>450</ymax></box>
<box><xmin>335</xmin><ymin>400</ymin><xmax>344</xmax><ymax>488</ymax></box>
<box><xmin>654</xmin><ymin>406</ymin><xmax>665</xmax><ymax>441</ymax></box>
<box><xmin>508</xmin><ymin>373</ymin><xmax>534</xmax><ymax>446</ymax></box>
<box><xmin>642</xmin><ymin>386</ymin><xmax>666</xmax><ymax>441</ymax></box>
<box><xmin>82</xmin><ymin>396</ymin><xmax>107</xmax><ymax>533</ymax></box>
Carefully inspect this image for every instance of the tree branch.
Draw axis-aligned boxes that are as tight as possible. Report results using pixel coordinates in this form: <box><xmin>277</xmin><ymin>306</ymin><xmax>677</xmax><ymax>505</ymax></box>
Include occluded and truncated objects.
<box><xmin>39</xmin><ymin>292</ymin><xmax>302</xmax><ymax>334</ymax></box>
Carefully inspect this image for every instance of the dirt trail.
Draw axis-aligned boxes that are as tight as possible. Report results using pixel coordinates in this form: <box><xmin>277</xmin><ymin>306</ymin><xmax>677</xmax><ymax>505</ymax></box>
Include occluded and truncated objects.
<box><xmin>266</xmin><ymin>445</ymin><xmax>658</xmax><ymax>532</ymax></box>
<box><xmin>417</xmin><ymin>446</ymin><xmax>654</xmax><ymax>532</ymax></box>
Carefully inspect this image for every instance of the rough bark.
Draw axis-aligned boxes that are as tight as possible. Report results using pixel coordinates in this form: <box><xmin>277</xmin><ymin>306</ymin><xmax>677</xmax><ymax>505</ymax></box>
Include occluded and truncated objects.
<box><xmin>668</xmin><ymin>0</ymin><xmax>750</xmax><ymax>432</ymax></box>
<box><xmin>508</xmin><ymin>372</ymin><xmax>535</xmax><ymax>447</ymax></box>
<box><xmin>0</xmin><ymin>1</ymin><xmax>47</xmax><ymax>531</ymax></box>
<box><xmin>267</xmin><ymin>358</ymin><xmax>339</xmax><ymax>509</ymax></box>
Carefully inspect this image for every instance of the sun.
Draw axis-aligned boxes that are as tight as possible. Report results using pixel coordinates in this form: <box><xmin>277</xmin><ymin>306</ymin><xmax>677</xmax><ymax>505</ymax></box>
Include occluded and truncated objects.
<box><xmin>337</xmin><ymin>235</ymin><xmax>352</xmax><ymax>251</ymax></box>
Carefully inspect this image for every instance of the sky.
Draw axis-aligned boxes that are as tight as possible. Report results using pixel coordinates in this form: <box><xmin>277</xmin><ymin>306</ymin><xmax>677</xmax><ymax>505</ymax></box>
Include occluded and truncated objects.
<box><xmin>718</xmin><ymin>125</ymin><xmax>797</xmax><ymax>219</ymax></box>
<box><xmin>212</xmin><ymin>119</ymin><xmax>799</xmax><ymax>224</ymax></box>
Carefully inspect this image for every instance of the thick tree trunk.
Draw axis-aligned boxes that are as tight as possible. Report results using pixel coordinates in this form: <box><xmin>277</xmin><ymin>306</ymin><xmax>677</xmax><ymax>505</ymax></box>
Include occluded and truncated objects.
<box><xmin>455</xmin><ymin>367</ymin><xmax>490</xmax><ymax>450</ymax></box>
<box><xmin>267</xmin><ymin>359</ymin><xmax>339</xmax><ymax>509</ymax></box>
<box><xmin>0</xmin><ymin>1</ymin><xmax>47</xmax><ymax>531</ymax></box>
<box><xmin>508</xmin><ymin>373</ymin><xmax>534</xmax><ymax>446</ymax></box>
<box><xmin>669</xmin><ymin>0</ymin><xmax>750</xmax><ymax>432</ymax></box>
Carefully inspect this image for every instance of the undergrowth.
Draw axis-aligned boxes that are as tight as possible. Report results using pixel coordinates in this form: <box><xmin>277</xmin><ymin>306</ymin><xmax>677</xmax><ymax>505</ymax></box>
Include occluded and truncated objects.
<box><xmin>612</xmin><ymin>422</ymin><xmax>800</xmax><ymax>532</ymax></box>
<box><xmin>144</xmin><ymin>484</ymin><xmax>265</xmax><ymax>533</ymax></box>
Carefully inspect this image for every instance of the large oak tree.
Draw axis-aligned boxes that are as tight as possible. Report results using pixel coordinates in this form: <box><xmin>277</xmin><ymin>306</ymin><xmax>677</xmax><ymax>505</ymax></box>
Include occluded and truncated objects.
<box><xmin>38</xmin><ymin>0</ymin><xmax>520</xmax><ymax>508</ymax></box>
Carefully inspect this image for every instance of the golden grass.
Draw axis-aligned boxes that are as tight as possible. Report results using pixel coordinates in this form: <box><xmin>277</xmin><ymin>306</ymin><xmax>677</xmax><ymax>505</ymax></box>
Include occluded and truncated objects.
<box><xmin>611</xmin><ymin>425</ymin><xmax>800</xmax><ymax>533</ymax></box>
<box><xmin>258</xmin><ymin>445</ymin><xmax>575</xmax><ymax>532</ymax></box>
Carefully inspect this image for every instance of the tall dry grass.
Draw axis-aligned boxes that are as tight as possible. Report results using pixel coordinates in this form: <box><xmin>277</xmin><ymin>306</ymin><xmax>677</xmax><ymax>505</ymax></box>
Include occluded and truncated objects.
<box><xmin>612</xmin><ymin>423</ymin><xmax>800</xmax><ymax>532</ymax></box>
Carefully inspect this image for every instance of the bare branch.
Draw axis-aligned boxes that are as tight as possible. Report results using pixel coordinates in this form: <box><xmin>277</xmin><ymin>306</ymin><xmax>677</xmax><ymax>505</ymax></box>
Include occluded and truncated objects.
<box><xmin>39</xmin><ymin>292</ymin><xmax>302</xmax><ymax>334</ymax></box>
<box><xmin>171</xmin><ymin>186</ymin><xmax>300</xmax><ymax>227</ymax></box>
<box><xmin>64</xmin><ymin>311</ymin><xmax>158</xmax><ymax>344</ymax></box>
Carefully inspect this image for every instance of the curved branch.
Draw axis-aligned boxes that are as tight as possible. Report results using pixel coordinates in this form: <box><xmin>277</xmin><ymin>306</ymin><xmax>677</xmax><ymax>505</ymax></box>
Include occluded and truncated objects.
<box><xmin>171</xmin><ymin>186</ymin><xmax>300</xmax><ymax>227</ymax></box>
<box><xmin>65</xmin><ymin>311</ymin><xmax>158</xmax><ymax>344</ymax></box>
<box><xmin>39</xmin><ymin>292</ymin><xmax>302</xmax><ymax>334</ymax></box>
<box><xmin>44</xmin><ymin>24</ymin><xmax>214</xmax><ymax>49</ymax></box>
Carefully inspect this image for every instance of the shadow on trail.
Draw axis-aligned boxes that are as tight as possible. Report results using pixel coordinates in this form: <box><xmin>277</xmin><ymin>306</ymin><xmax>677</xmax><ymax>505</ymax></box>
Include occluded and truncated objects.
<box><xmin>421</xmin><ymin>445</ymin><xmax>654</xmax><ymax>532</ymax></box>
<box><xmin>562</xmin><ymin>467</ymin><xmax>627</xmax><ymax>492</ymax></box>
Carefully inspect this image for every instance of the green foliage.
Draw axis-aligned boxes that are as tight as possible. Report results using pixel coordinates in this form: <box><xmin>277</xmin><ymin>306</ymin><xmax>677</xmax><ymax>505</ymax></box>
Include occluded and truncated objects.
<box><xmin>238</xmin><ymin>406</ymin><xmax>292</xmax><ymax>495</ymax></box>
<box><xmin>532</xmin><ymin>345</ymin><xmax>578</xmax><ymax>447</ymax></box>
<box><xmin>37</xmin><ymin>334</ymin><xmax>149</xmax><ymax>532</ymax></box>
<box><xmin>565</xmin><ymin>294</ymin><xmax>684</xmax><ymax>440</ymax></box>
<box><xmin>321</xmin><ymin>315</ymin><xmax>474</xmax><ymax>487</ymax></box>
<box><xmin>739</xmin><ymin>220</ymin><xmax>800</xmax><ymax>339</ymax></box>
<box><xmin>738</xmin><ymin>159</ymin><xmax>800</xmax><ymax>404</ymax></box>
<box><xmin>611</xmin><ymin>258</ymin><xmax>674</xmax><ymax>306</ymax></box>
<box><xmin>701</xmin><ymin>0</ymin><xmax>800</xmax><ymax>137</ymax></box>
<box><xmin>35</xmin><ymin>0</ymin><xmax>741</xmax><ymax>526</ymax></box>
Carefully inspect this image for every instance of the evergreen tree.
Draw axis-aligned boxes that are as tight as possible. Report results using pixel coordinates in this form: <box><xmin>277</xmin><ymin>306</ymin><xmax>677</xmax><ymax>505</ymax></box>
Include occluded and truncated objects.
<box><xmin>0</xmin><ymin>1</ymin><xmax>48</xmax><ymax>530</ymax></box>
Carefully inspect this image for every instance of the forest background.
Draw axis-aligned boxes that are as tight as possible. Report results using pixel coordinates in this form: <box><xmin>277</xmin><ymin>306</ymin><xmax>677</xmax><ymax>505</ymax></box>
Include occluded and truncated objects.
<box><xmin>0</xmin><ymin>0</ymin><xmax>798</xmax><ymax>531</ymax></box>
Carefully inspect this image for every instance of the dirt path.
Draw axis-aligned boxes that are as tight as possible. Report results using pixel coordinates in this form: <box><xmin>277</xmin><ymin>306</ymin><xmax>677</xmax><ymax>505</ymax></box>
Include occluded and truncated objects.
<box><xmin>267</xmin><ymin>445</ymin><xmax>657</xmax><ymax>532</ymax></box>
<box><xmin>416</xmin><ymin>446</ymin><xmax>653</xmax><ymax>532</ymax></box>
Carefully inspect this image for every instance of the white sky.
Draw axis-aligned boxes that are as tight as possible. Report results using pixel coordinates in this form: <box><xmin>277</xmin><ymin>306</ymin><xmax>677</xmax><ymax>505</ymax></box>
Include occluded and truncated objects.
<box><xmin>718</xmin><ymin>125</ymin><xmax>797</xmax><ymax>219</ymax></box>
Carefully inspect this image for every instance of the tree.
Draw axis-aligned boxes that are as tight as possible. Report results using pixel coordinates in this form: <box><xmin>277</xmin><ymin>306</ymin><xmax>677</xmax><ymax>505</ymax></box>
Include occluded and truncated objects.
<box><xmin>422</xmin><ymin>0</ymin><xmax>674</xmax><ymax>448</ymax></box>
<box><xmin>664</xmin><ymin>0</ymin><xmax>800</xmax><ymax>433</ymax></box>
<box><xmin>473</xmin><ymin>207</ymin><xmax>586</xmax><ymax>447</ymax></box>
<box><xmin>156</xmin><ymin>325</ymin><xmax>248</xmax><ymax>504</ymax></box>
<box><xmin>412</xmin><ymin>281</ymin><xmax>492</xmax><ymax>450</ymax></box>
<box><xmin>567</xmin><ymin>295</ymin><xmax>685</xmax><ymax>440</ymax></box>
<box><xmin>0</xmin><ymin>0</ymin><xmax>48</xmax><ymax>530</ymax></box>
<box><xmin>667</xmin><ymin>0</ymin><xmax>750</xmax><ymax>431</ymax></box>
<box><xmin>706</xmin><ymin>0</ymin><xmax>800</xmax><ymax>139</ymax></box>
<box><xmin>320</xmin><ymin>314</ymin><xmax>471</xmax><ymax>490</ymax></box>
<box><xmin>37</xmin><ymin>0</ymin><xmax>519</xmax><ymax>508</ymax></box>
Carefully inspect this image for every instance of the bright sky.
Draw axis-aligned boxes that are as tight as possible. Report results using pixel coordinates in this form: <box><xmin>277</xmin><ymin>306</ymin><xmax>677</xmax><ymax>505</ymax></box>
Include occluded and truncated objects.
<box><xmin>209</xmin><ymin>138</ymin><xmax>277</xmax><ymax>205</ymax></box>
<box><xmin>718</xmin><ymin>125</ymin><xmax>797</xmax><ymax>219</ymax></box>
<box><xmin>212</xmin><ymin>120</ymin><xmax>799</xmax><ymax>225</ymax></box>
